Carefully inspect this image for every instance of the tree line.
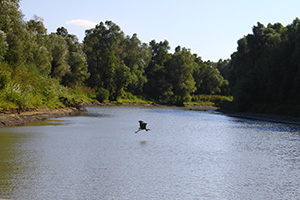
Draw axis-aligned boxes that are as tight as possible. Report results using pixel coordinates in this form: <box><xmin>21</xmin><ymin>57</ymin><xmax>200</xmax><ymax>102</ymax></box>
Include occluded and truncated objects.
<box><xmin>228</xmin><ymin>18</ymin><xmax>300</xmax><ymax>116</ymax></box>
<box><xmin>2</xmin><ymin>0</ymin><xmax>300</xmax><ymax>116</ymax></box>
<box><xmin>83</xmin><ymin>21</ymin><xmax>229</xmax><ymax>105</ymax></box>
<box><xmin>0</xmin><ymin>0</ymin><xmax>229</xmax><ymax>109</ymax></box>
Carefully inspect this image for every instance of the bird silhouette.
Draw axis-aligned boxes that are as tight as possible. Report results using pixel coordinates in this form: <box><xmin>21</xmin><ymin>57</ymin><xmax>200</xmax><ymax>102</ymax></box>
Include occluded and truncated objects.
<box><xmin>135</xmin><ymin>120</ymin><xmax>150</xmax><ymax>133</ymax></box>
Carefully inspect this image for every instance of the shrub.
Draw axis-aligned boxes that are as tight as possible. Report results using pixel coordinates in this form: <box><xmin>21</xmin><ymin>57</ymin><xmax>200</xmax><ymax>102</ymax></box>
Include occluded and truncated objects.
<box><xmin>96</xmin><ymin>88</ymin><xmax>110</xmax><ymax>102</ymax></box>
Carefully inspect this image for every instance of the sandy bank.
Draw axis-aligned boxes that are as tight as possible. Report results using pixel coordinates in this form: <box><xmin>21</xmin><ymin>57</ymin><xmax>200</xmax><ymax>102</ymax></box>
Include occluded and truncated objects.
<box><xmin>0</xmin><ymin>107</ymin><xmax>83</xmax><ymax>127</ymax></box>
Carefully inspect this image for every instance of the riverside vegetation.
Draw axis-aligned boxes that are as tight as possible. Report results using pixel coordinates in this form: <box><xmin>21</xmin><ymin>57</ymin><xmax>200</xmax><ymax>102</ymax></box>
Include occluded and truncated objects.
<box><xmin>1</xmin><ymin>0</ymin><xmax>300</xmax><ymax>117</ymax></box>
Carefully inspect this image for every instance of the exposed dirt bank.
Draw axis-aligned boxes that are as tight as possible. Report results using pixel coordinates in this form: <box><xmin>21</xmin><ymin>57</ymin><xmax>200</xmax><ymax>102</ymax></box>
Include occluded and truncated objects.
<box><xmin>0</xmin><ymin>107</ymin><xmax>83</xmax><ymax>127</ymax></box>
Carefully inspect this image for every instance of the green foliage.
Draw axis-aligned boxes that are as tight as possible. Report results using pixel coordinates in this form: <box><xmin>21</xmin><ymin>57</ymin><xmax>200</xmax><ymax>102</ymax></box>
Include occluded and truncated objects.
<box><xmin>229</xmin><ymin>18</ymin><xmax>300</xmax><ymax>115</ymax></box>
<box><xmin>144</xmin><ymin>40</ymin><xmax>172</xmax><ymax>101</ymax></box>
<box><xmin>0</xmin><ymin>67</ymin><xmax>11</xmax><ymax>90</ymax></box>
<box><xmin>33</xmin><ymin>46</ymin><xmax>52</xmax><ymax>75</ymax></box>
<box><xmin>84</xmin><ymin>21</ymin><xmax>151</xmax><ymax>100</ymax></box>
<box><xmin>96</xmin><ymin>88</ymin><xmax>110</xmax><ymax>102</ymax></box>
<box><xmin>57</xmin><ymin>27</ymin><xmax>90</xmax><ymax>86</ymax></box>
<box><xmin>68</xmin><ymin>86</ymin><xmax>96</xmax><ymax>102</ymax></box>
<box><xmin>84</xmin><ymin>21</ymin><xmax>126</xmax><ymax>97</ymax></box>
<box><xmin>0</xmin><ymin>64</ymin><xmax>43</xmax><ymax>108</ymax></box>
<box><xmin>0</xmin><ymin>63</ymin><xmax>93</xmax><ymax>110</ymax></box>
<box><xmin>63</xmin><ymin>52</ymin><xmax>89</xmax><ymax>86</ymax></box>
<box><xmin>123</xmin><ymin>34</ymin><xmax>151</xmax><ymax>94</ymax></box>
<box><xmin>144</xmin><ymin>41</ymin><xmax>226</xmax><ymax>104</ymax></box>
<box><xmin>165</xmin><ymin>47</ymin><xmax>196</xmax><ymax>105</ymax></box>
<box><xmin>0</xmin><ymin>0</ymin><xmax>26</xmax><ymax>64</ymax></box>
<box><xmin>48</xmin><ymin>33</ymin><xmax>70</xmax><ymax>80</ymax></box>
<box><xmin>0</xmin><ymin>0</ymin><xmax>232</xmax><ymax>110</ymax></box>
<box><xmin>193</xmin><ymin>60</ymin><xmax>224</xmax><ymax>95</ymax></box>
<box><xmin>0</xmin><ymin>30</ymin><xmax>8</xmax><ymax>61</ymax></box>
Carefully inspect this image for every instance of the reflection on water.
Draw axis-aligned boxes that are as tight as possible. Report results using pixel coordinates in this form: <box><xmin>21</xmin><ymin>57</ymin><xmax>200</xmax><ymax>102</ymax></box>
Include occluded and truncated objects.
<box><xmin>24</xmin><ymin>119</ymin><xmax>66</xmax><ymax>126</ymax></box>
<box><xmin>139</xmin><ymin>140</ymin><xmax>147</xmax><ymax>145</ymax></box>
<box><xmin>1</xmin><ymin>106</ymin><xmax>300</xmax><ymax>199</ymax></box>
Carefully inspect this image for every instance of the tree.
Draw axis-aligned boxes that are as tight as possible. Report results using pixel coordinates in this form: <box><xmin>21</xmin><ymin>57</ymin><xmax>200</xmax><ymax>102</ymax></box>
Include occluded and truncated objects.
<box><xmin>123</xmin><ymin>33</ymin><xmax>151</xmax><ymax>94</ymax></box>
<box><xmin>26</xmin><ymin>15</ymin><xmax>47</xmax><ymax>36</ymax></box>
<box><xmin>56</xmin><ymin>27</ymin><xmax>90</xmax><ymax>86</ymax></box>
<box><xmin>144</xmin><ymin>40</ymin><xmax>172</xmax><ymax>102</ymax></box>
<box><xmin>26</xmin><ymin>16</ymin><xmax>52</xmax><ymax>75</ymax></box>
<box><xmin>48</xmin><ymin>33</ymin><xmax>70</xmax><ymax>81</ymax></box>
<box><xmin>229</xmin><ymin>19</ymin><xmax>300</xmax><ymax>114</ymax></box>
<box><xmin>165</xmin><ymin>47</ymin><xmax>196</xmax><ymax>105</ymax></box>
<box><xmin>63</xmin><ymin>52</ymin><xmax>89</xmax><ymax>86</ymax></box>
<box><xmin>0</xmin><ymin>0</ymin><xmax>32</xmax><ymax>64</ymax></box>
<box><xmin>0</xmin><ymin>30</ymin><xmax>8</xmax><ymax>61</ymax></box>
<box><xmin>193</xmin><ymin>60</ymin><xmax>224</xmax><ymax>95</ymax></box>
<box><xmin>83</xmin><ymin>21</ymin><xmax>130</xmax><ymax>100</ymax></box>
<box><xmin>33</xmin><ymin>46</ymin><xmax>52</xmax><ymax>75</ymax></box>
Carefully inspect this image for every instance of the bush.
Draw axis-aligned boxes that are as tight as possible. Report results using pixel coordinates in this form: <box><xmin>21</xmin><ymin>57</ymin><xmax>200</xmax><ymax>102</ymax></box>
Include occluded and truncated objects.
<box><xmin>96</xmin><ymin>88</ymin><xmax>110</xmax><ymax>102</ymax></box>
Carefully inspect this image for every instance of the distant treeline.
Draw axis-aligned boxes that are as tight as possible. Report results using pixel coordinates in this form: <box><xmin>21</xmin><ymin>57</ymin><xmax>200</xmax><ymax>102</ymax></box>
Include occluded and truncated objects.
<box><xmin>83</xmin><ymin>21</ymin><xmax>230</xmax><ymax>105</ymax></box>
<box><xmin>1</xmin><ymin>0</ymin><xmax>300</xmax><ymax>116</ymax></box>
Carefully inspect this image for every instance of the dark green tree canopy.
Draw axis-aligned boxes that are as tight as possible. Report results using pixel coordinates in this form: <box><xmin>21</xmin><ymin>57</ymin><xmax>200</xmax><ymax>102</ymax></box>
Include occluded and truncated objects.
<box><xmin>165</xmin><ymin>47</ymin><xmax>196</xmax><ymax>105</ymax></box>
<box><xmin>229</xmin><ymin>18</ymin><xmax>300</xmax><ymax>114</ymax></box>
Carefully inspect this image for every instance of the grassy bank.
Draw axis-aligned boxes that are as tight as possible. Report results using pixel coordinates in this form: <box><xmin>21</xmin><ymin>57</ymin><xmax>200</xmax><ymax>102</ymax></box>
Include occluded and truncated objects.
<box><xmin>0</xmin><ymin>63</ymin><xmax>96</xmax><ymax>112</ymax></box>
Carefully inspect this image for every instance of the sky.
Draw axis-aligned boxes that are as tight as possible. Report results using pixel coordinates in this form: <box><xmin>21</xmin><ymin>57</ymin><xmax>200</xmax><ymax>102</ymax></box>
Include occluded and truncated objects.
<box><xmin>20</xmin><ymin>0</ymin><xmax>300</xmax><ymax>62</ymax></box>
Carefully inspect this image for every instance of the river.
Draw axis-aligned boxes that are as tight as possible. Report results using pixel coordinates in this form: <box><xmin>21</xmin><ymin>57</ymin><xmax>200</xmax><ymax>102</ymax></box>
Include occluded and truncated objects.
<box><xmin>0</xmin><ymin>106</ymin><xmax>300</xmax><ymax>199</ymax></box>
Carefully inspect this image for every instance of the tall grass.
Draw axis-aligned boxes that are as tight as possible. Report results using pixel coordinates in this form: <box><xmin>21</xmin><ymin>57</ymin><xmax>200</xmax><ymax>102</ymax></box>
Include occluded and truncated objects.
<box><xmin>0</xmin><ymin>63</ymin><xmax>95</xmax><ymax>111</ymax></box>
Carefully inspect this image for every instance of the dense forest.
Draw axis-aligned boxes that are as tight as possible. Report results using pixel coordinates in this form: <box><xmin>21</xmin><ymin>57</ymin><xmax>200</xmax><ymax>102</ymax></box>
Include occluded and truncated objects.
<box><xmin>1</xmin><ymin>0</ymin><xmax>300</xmax><ymax>116</ymax></box>
<box><xmin>0</xmin><ymin>0</ymin><xmax>229</xmax><ymax>110</ymax></box>
<box><xmin>229</xmin><ymin>18</ymin><xmax>300</xmax><ymax>116</ymax></box>
<box><xmin>83</xmin><ymin>21</ymin><xmax>230</xmax><ymax>105</ymax></box>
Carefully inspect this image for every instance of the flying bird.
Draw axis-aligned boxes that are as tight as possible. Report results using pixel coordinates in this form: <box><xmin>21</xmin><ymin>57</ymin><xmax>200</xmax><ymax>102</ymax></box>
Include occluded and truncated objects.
<box><xmin>135</xmin><ymin>120</ymin><xmax>150</xmax><ymax>133</ymax></box>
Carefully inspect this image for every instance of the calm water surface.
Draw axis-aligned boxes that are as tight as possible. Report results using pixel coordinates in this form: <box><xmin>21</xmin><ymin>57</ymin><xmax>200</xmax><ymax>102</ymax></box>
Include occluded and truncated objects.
<box><xmin>1</xmin><ymin>106</ymin><xmax>300</xmax><ymax>199</ymax></box>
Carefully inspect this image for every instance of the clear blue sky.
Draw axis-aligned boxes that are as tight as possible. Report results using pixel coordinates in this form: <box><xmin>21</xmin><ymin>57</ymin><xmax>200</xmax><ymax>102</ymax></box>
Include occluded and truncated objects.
<box><xmin>20</xmin><ymin>0</ymin><xmax>300</xmax><ymax>61</ymax></box>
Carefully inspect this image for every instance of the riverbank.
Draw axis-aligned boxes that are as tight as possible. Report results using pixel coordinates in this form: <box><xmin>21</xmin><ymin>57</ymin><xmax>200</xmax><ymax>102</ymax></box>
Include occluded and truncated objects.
<box><xmin>2</xmin><ymin>103</ymin><xmax>299</xmax><ymax>128</ymax></box>
<box><xmin>0</xmin><ymin>102</ymin><xmax>158</xmax><ymax>127</ymax></box>
<box><xmin>219</xmin><ymin>109</ymin><xmax>300</xmax><ymax>125</ymax></box>
<box><xmin>0</xmin><ymin>107</ymin><xmax>83</xmax><ymax>127</ymax></box>
<box><xmin>0</xmin><ymin>102</ymin><xmax>217</xmax><ymax>127</ymax></box>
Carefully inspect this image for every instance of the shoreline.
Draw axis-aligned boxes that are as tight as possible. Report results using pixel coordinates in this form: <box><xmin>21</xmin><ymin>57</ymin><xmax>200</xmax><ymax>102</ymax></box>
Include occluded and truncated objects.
<box><xmin>0</xmin><ymin>102</ymin><xmax>217</xmax><ymax>127</ymax></box>
<box><xmin>1</xmin><ymin>103</ymin><xmax>300</xmax><ymax>128</ymax></box>
<box><xmin>218</xmin><ymin>109</ymin><xmax>300</xmax><ymax>125</ymax></box>
<box><xmin>0</xmin><ymin>107</ymin><xmax>83</xmax><ymax>127</ymax></box>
